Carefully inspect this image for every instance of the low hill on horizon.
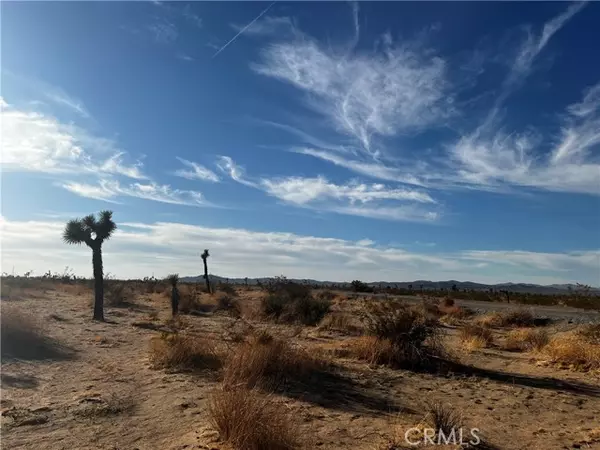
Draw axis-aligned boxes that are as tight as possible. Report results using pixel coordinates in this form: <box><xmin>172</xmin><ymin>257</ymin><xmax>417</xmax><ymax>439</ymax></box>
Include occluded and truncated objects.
<box><xmin>180</xmin><ymin>275</ymin><xmax>599</xmax><ymax>295</ymax></box>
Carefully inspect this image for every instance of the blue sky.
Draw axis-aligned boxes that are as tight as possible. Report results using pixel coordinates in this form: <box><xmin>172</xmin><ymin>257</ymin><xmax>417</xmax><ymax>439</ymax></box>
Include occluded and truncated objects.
<box><xmin>1</xmin><ymin>1</ymin><xmax>599</xmax><ymax>284</ymax></box>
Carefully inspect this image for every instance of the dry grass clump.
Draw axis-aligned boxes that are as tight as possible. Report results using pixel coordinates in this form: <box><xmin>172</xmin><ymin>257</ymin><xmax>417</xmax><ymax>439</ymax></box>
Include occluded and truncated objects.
<box><xmin>318</xmin><ymin>312</ymin><xmax>362</xmax><ymax>335</ymax></box>
<box><xmin>149</xmin><ymin>333</ymin><xmax>221</xmax><ymax>372</ymax></box>
<box><xmin>209</xmin><ymin>387</ymin><xmax>299</xmax><ymax>450</ymax></box>
<box><xmin>503</xmin><ymin>328</ymin><xmax>549</xmax><ymax>352</ymax></box>
<box><xmin>223</xmin><ymin>332</ymin><xmax>325</xmax><ymax>390</ymax></box>
<box><xmin>261</xmin><ymin>278</ymin><xmax>330</xmax><ymax>325</ymax></box>
<box><xmin>577</xmin><ymin>323</ymin><xmax>600</xmax><ymax>344</ymax></box>
<box><xmin>475</xmin><ymin>308</ymin><xmax>535</xmax><ymax>328</ymax></box>
<box><xmin>357</xmin><ymin>301</ymin><xmax>446</xmax><ymax>370</ymax></box>
<box><xmin>1</xmin><ymin>306</ymin><xmax>72</xmax><ymax>361</ymax></box>
<box><xmin>459</xmin><ymin>324</ymin><xmax>493</xmax><ymax>351</ymax></box>
<box><xmin>104</xmin><ymin>281</ymin><xmax>130</xmax><ymax>307</ymax></box>
<box><xmin>541</xmin><ymin>333</ymin><xmax>600</xmax><ymax>372</ymax></box>
<box><xmin>214</xmin><ymin>293</ymin><xmax>241</xmax><ymax>317</ymax></box>
<box><xmin>345</xmin><ymin>335</ymin><xmax>395</xmax><ymax>366</ymax></box>
<box><xmin>426</xmin><ymin>401</ymin><xmax>463</xmax><ymax>436</ymax></box>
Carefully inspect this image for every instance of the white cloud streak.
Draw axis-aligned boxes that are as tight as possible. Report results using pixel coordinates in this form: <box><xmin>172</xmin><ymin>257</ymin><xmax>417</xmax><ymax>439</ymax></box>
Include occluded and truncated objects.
<box><xmin>2</xmin><ymin>217</ymin><xmax>597</xmax><ymax>285</ymax></box>
<box><xmin>1</xmin><ymin>99</ymin><xmax>146</xmax><ymax>179</ymax></box>
<box><xmin>253</xmin><ymin>31</ymin><xmax>454</xmax><ymax>155</ymax></box>
<box><xmin>59</xmin><ymin>179</ymin><xmax>206</xmax><ymax>207</ymax></box>
<box><xmin>174</xmin><ymin>157</ymin><xmax>220</xmax><ymax>182</ymax></box>
<box><xmin>218</xmin><ymin>156</ymin><xmax>440</xmax><ymax>222</ymax></box>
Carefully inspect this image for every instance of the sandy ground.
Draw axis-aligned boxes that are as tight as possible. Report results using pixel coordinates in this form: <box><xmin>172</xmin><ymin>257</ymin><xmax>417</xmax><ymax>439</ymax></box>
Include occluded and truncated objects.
<box><xmin>1</xmin><ymin>286</ymin><xmax>599</xmax><ymax>450</ymax></box>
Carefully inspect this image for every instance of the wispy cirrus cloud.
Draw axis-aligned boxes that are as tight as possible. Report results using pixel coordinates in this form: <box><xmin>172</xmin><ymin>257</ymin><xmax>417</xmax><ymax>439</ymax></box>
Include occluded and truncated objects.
<box><xmin>249</xmin><ymin>3</ymin><xmax>598</xmax><ymax>197</ymax></box>
<box><xmin>2</xmin><ymin>217</ymin><xmax>597</xmax><ymax>284</ymax></box>
<box><xmin>253</xmin><ymin>29</ymin><xmax>454</xmax><ymax>155</ymax></box>
<box><xmin>59</xmin><ymin>179</ymin><xmax>206</xmax><ymax>207</ymax></box>
<box><xmin>217</xmin><ymin>156</ymin><xmax>440</xmax><ymax>222</ymax></box>
<box><xmin>174</xmin><ymin>157</ymin><xmax>220</xmax><ymax>182</ymax></box>
<box><xmin>1</xmin><ymin>98</ymin><xmax>145</xmax><ymax>179</ymax></box>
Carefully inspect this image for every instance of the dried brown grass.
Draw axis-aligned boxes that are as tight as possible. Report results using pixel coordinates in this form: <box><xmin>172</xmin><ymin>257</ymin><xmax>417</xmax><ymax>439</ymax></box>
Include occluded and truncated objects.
<box><xmin>149</xmin><ymin>333</ymin><xmax>221</xmax><ymax>372</ymax></box>
<box><xmin>474</xmin><ymin>308</ymin><xmax>535</xmax><ymax>328</ymax></box>
<box><xmin>318</xmin><ymin>312</ymin><xmax>362</xmax><ymax>335</ymax></box>
<box><xmin>1</xmin><ymin>306</ymin><xmax>72</xmax><ymax>361</ymax></box>
<box><xmin>541</xmin><ymin>333</ymin><xmax>600</xmax><ymax>372</ymax></box>
<box><xmin>223</xmin><ymin>332</ymin><xmax>325</xmax><ymax>390</ymax></box>
<box><xmin>209</xmin><ymin>387</ymin><xmax>299</xmax><ymax>450</ymax></box>
<box><xmin>503</xmin><ymin>328</ymin><xmax>549</xmax><ymax>352</ymax></box>
<box><xmin>459</xmin><ymin>324</ymin><xmax>493</xmax><ymax>351</ymax></box>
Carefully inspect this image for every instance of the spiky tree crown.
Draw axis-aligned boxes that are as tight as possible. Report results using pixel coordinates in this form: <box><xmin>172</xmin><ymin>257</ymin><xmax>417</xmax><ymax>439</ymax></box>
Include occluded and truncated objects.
<box><xmin>63</xmin><ymin>211</ymin><xmax>116</xmax><ymax>247</ymax></box>
<box><xmin>201</xmin><ymin>249</ymin><xmax>210</xmax><ymax>260</ymax></box>
<box><xmin>166</xmin><ymin>274</ymin><xmax>179</xmax><ymax>287</ymax></box>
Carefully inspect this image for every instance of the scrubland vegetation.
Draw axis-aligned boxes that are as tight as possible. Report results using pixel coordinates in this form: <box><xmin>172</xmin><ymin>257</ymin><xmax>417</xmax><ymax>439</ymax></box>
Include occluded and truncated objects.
<box><xmin>1</xmin><ymin>268</ymin><xmax>599</xmax><ymax>450</ymax></box>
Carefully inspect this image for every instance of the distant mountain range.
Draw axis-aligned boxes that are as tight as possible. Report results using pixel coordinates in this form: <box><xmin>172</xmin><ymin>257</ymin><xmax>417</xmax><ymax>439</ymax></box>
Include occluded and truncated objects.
<box><xmin>180</xmin><ymin>275</ymin><xmax>599</xmax><ymax>295</ymax></box>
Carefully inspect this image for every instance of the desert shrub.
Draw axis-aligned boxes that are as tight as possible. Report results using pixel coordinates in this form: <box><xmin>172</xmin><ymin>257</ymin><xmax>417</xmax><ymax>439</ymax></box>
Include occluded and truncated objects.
<box><xmin>503</xmin><ymin>328</ymin><xmax>549</xmax><ymax>352</ymax></box>
<box><xmin>475</xmin><ymin>309</ymin><xmax>535</xmax><ymax>328</ymax></box>
<box><xmin>577</xmin><ymin>323</ymin><xmax>600</xmax><ymax>344</ymax></box>
<box><xmin>286</xmin><ymin>295</ymin><xmax>331</xmax><ymax>325</ymax></box>
<box><xmin>209</xmin><ymin>387</ymin><xmax>299</xmax><ymax>450</ymax></box>
<box><xmin>149</xmin><ymin>333</ymin><xmax>221</xmax><ymax>371</ymax></box>
<box><xmin>219</xmin><ymin>283</ymin><xmax>238</xmax><ymax>297</ymax></box>
<box><xmin>459</xmin><ymin>324</ymin><xmax>493</xmax><ymax>350</ymax></box>
<box><xmin>261</xmin><ymin>278</ymin><xmax>330</xmax><ymax>325</ymax></box>
<box><xmin>351</xmin><ymin>280</ymin><xmax>374</xmax><ymax>293</ymax></box>
<box><xmin>541</xmin><ymin>334</ymin><xmax>600</xmax><ymax>371</ymax></box>
<box><xmin>1</xmin><ymin>307</ymin><xmax>72</xmax><ymax>361</ymax></box>
<box><xmin>360</xmin><ymin>301</ymin><xmax>445</xmax><ymax>369</ymax></box>
<box><xmin>316</xmin><ymin>290</ymin><xmax>336</xmax><ymax>301</ymax></box>
<box><xmin>215</xmin><ymin>294</ymin><xmax>241</xmax><ymax>317</ymax></box>
<box><xmin>345</xmin><ymin>335</ymin><xmax>396</xmax><ymax>366</ymax></box>
<box><xmin>441</xmin><ymin>297</ymin><xmax>455</xmax><ymax>307</ymax></box>
<box><xmin>318</xmin><ymin>312</ymin><xmax>362</xmax><ymax>335</ymax></box>
<box><xmin>223</xmin><ymin>333</ymin><xmax>324</xmax><ymax>390</ymax></box>
<box><xmin>105</xmin><ymin>281</ymin><xmax>129</xmax><ymax>307</ymax></box>
<box><xmin>427</xmin><ymin>402</ymin><xmax>463</xmax><ymax>436</ymax></box>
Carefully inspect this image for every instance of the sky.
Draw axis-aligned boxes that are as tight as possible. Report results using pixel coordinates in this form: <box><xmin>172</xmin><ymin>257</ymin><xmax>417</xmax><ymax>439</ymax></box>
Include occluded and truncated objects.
<box><xmin>1</xmin><ymin>1</ymin><xmax>599</xmax><ymax>285</ymax></box>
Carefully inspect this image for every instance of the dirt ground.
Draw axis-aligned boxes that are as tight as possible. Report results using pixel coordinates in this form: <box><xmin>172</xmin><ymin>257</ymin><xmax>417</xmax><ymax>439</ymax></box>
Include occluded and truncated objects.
<box><xmin>1</xmin><ymin>285</ymin><xmax>599</xmax><ymax>450</ymax></box>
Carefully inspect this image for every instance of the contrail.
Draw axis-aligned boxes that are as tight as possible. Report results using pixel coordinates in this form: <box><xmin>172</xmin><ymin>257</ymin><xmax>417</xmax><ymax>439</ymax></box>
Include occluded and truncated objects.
<box><xmin>212</xmin><ymin>1</ymin><xmax>276</xmax><ymax>58</ymax></box>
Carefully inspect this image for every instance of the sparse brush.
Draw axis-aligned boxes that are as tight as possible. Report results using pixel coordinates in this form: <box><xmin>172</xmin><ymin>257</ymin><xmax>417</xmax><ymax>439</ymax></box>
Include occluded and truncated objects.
<box><xmin>426</xmin><ymin>401</ymin><xmax>463</xmax><ymax>436</ymax></box>
<box><xmin>261</xmin><ymin>279</ymin><xmax>330</xmax><ymax>325</ymax></box>
<box><xmin>316</xmin><ymin>290</ymin><xmax>336</xmax><ymax>301</ymax></box>
<box><xmin>359</xmin><ymin>301</ymin><xmax>446</xmax><ymax>369</ymax></box>
<box><xmin>1</xmin><ymin>306</ymin><xmax>72</xmax><ymax>361</ymax></box>
<box><xmin>318</xmin><ymin>312</ymin><xmax>362</xmax><ymax>335</ymax></box>
<box><xmin>345</xmin><ymin>335</ymin><xmax>395</xmax><ymax>366</ymax></box>
<box><xmin>460</xmin><ymin>324</ymin><xmax>493</xmax><ymax>350</ymax></box>
<box><xmin>149</xmin><ymin>333</ymin><xmax>221</xmax><ymax>372</ymax></box>
<box><xmin>104</xmin><ymin>281</ymin><xmax>129</xmax><ymax>307</ymax></box>
<box><xmin>219</xmin><ymin>283</ymin><xmax>238</xmax><ymax>297</ymax></box>
<box><xmin>541</xmin><ymin>334</ymin><xmax>600</xmax><ymax>371</ymax></box>
<box><xmin>577</xmin><ymin>323</ymin><xmax>600</xmax><ymax>344</ymax></box>
<box><xmin>209</xmin><ymin>387</ymin><xmax>299</xmax><ymax>450</ymax></box>
<box><xmin>215</xmin><ymin>293</ymin><xmax>241</xmax><ymax>317</ymax></box>
<box><xmin>223</xmin><ymin>332</ymin><xmax>325</xmax><ymax>390</ymax></box>
<box><xmin>441</xmin><ymin>297</ymin><xmax>455</xmax><ymax>307</ymax></box>
<box><xmin>475</xmin><ymin>309</ymin><xmax>535</xmax><ymax>328</ymax></box>
<box><xmin>503</xmin><ymin>328</ymin><xmax>549</xmax><ymax>352</ymax></box>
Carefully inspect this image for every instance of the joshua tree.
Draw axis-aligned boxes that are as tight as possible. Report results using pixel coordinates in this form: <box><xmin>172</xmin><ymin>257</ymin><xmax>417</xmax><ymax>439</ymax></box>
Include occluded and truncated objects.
<box><xmin>201</xmin><ymin>249</ymin><xmax>211</xmax><ymax>294</ymax></box>
<box><xmin>63</xmin><ymin>211</ymin><xmax>116</xmax><ymax>321</ymax></box>
<box><xmin>167</xmin><ymin>274</ymin><xmax>180</xmax><ymax>316</ymax></box>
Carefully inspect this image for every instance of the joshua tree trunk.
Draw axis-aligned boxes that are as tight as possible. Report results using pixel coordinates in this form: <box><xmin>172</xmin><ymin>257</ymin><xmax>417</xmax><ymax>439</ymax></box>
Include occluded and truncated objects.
<box><xmin>203</xmin><ymin>258</ymin><xmax>211</xmax><ymax>294</ymax></box>
<box><xmin>92</xmin><ymin>245</ymin><xmax>104</xmax><ymax>321</ymax></box>
<box><xmin>171</xmin><ymin>286</ymin><xmax>180</xmax><ymax>316</ymax></box>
